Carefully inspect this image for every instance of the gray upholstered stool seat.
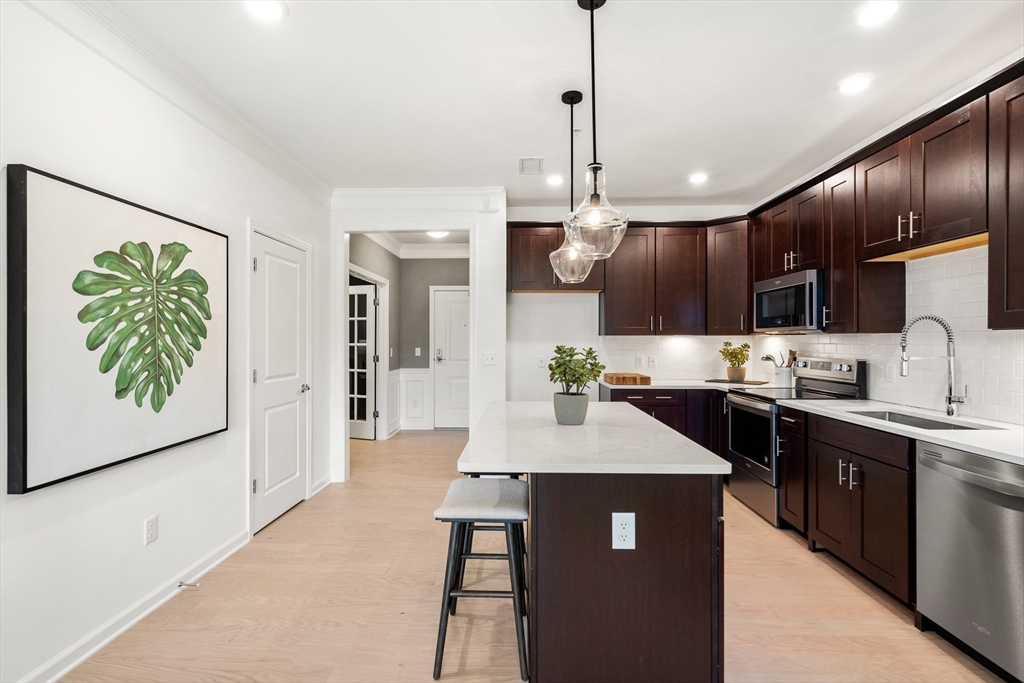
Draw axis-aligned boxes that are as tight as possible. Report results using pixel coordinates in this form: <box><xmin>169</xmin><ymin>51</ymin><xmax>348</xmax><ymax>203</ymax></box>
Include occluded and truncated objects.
<box><xmin>434</xmin><ymin>478</ymin><xmax>528</xmax><ymax>522</ymax></box>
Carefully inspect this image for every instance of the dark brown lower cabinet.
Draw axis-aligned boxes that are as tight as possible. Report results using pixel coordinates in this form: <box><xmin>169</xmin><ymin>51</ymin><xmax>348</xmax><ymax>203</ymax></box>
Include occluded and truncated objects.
<box><xmin>808</xmin><ymin>415</ymin><xmax>912</xmax><ymax>604</ymax></box>
<box><xmin>685</xmin><ymin>390</ymin><xmax>717</xmax><ymax>451</ymax></box>
<box><xmin>601</xmin><ymin>387</ymin><xmax>722</xmax><ymax>452</ymax></box>
<box><xmin>529</xmin><ymin>472</ymin><xmax>723</xmax><ymax>682</ymax></box>
<box><xmin>650</xmin><ymin>405</ymin><xmax>685</xmax><ymax>433</ymax></box>
<box><xmin>778</xmin><ymin>426</ymin><xmax>806</xmax><ymax>533</ymax></box>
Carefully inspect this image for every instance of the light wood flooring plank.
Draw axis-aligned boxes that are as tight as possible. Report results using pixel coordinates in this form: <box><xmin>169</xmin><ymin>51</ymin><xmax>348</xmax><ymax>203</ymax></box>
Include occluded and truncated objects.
<box><xmin>64</xmin><ymin>430</ymin><xmax>997</xmax><ymax>682</ymax></box>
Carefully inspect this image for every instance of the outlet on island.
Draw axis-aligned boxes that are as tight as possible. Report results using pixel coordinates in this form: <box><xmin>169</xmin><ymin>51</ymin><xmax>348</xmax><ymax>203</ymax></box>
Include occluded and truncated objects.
<box><xmin>144</xmin><ymin>515</ymin><xmax>158</xmax><ymax>545</ymax></box>
<box><xmin>612</xmin><ymin>512</ymin><xmax>635</xmax><ymax>550</ymax></box>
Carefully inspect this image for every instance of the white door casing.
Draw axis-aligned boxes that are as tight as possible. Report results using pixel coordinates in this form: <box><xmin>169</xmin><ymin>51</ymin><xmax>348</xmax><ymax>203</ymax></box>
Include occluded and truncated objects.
<box><xmin>252</xmin><ymin>231</ymin><xmax>309</xmax><ymax>532</ymax></box>
<box><xmin>348</xmin><ymin>284</ymin><xmax>377</xmax><ymax>440</ymax></box>
<box><xmin>431</xmin><ymin>287</ymin><xmax>470</xmax><ymax>429</ymax></box>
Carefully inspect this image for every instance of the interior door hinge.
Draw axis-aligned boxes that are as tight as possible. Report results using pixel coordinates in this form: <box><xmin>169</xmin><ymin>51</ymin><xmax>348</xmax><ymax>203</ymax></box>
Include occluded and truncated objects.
<box><xmin>373</xmin><ymin>354</ymin><xmax>380</xmax><ymax>363</ymax></box>
<box><xmin>252</xmin><ymin>479</ymin><xmax>257</xmax><ymax>494</ymax></box>
<box><xmin>373</xmin><ymin>298</ymin><xmax>380</xmax><ymax>306</ymax></box>
<box><xmin>253</xmin><ymin>369</ymin><xmax>257</xmax><ymax>384</ymax></box>
<box><xmin>373</xmin><ymin>410</ymin><xmax>379</xmax><ymax>419</ymax></box>
<box><xmin>253</xmin><ymin>257</ymin><xmax>257</xmax><ymax>272</ymax></box>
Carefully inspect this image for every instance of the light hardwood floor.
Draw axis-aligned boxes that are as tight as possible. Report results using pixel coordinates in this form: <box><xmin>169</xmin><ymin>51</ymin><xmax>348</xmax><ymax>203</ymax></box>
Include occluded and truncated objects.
<box><xmin>65</xmin><ymin>431</ymin><xmax>999</xmax><ymax>683</ymax></box>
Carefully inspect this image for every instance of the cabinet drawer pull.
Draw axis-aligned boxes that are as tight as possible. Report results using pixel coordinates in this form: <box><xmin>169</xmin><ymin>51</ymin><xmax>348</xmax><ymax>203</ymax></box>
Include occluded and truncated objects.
<box><xmin>626</xmin><ymin>396</ymin><xmax>644</xmax><ymax>400</ymax></box>
<box><xmin>656</xmin><ymin>396</ymin><xmax>673</xmax><ymax>400</ymax></box>
<box><xmin>849</xmin><ymin>463</ymin><xmax>858</xmax><ymax>490</ymax></box>
<box><xmin>839</xmin><ymin>459</ymin><xmax>847</xmax><ymax>486</ymax></box>
<box><xmin>780</xmin><ymin>416</ymin><xmax>798</xmax><ymax>424</ymax></box>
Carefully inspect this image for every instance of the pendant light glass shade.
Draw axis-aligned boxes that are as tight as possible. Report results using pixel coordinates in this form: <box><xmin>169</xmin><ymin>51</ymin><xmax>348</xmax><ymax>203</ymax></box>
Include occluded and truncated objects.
<box><xmin>550</xmin><ymin>234</ymin><xmax>595</xmax><ymax>283</ymax></box>
<box><xmin>564</xmin><ymin>163</ymin><xmax>629</xmax><ymax>260</ymax></box>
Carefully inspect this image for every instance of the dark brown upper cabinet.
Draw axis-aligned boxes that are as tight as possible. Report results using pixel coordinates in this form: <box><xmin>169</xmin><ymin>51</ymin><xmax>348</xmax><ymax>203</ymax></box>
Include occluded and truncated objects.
<box><xmin>600</xmin><ymin>226</ymin><xmax>706</xmax><ymax>335</ymax></box>
<box><xmin>989</xmin><ymin>76</ymin><xmax>1024</xmax><ymax>330</ymax></box>
<box><xmin>656</xmin><ymin>227</ymin><xmax>706</xmax><ymax>335</ymax></box>
<box><xmin>750</xmin><ymin>211</ymin><xmax>769</xmax><ymax>284</ymax></box>
<box><xmin>793</xmin><ymin>183</ymin><xmax>825</xmax><ymax>271</ymax></box>
<box><xmin>909</xmin><ymin>96</ymin><xmax>988</xmax><ymax>247</ymax></box>
<box><xmin>600</xmin><ymin>227</ymin><xmax>657</xmax><ymax>334</ymax></box>
<box><xmin>856</xmin><ymin>138</ymin><xmax>912</xmax><ymax>260</ymax></box>
<box><xmin>822</xmin><ymin>168</ymin><xmax>858</xmax><ymax>333</ymax></box>
<box><xmin>767</xmin><ymin>200</ymin><xmax>793</xmax><ymax>278</ymax></box>
<box><xmin>507</xmin><ymin>224</ymin><xmax>604</xmax><ymax>292</ymax></box>
<box><xmin>707</xmin><ymin>220</ymin><xmax>749</xmax><ymax>335</ymax></box>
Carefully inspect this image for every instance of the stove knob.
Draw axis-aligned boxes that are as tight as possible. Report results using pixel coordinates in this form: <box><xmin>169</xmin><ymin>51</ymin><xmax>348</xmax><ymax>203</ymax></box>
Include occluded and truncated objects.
<box><xmin>833</xmin><ymin>362</ymin><xmax>841</xmax><ymax>371</ymax></box>
<box><xmin>843</xmin><ymin>364</ymin><xmax>853</xmax><ymax>372</ymax></box>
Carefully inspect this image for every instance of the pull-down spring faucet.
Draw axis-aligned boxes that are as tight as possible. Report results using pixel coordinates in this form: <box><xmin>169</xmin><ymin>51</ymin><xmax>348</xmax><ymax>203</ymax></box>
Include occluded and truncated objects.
<box><xmin>899</xmin><ymin>314</ymin><xmax>965</xmax><ymax>416</ymax></box>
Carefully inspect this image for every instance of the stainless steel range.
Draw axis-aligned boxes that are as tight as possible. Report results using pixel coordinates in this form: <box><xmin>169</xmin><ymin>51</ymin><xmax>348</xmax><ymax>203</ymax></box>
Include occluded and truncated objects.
<box><xmin>725</xmin><ymin>357</ymin><xmax>866</xmax><ymax>526</ymax></box>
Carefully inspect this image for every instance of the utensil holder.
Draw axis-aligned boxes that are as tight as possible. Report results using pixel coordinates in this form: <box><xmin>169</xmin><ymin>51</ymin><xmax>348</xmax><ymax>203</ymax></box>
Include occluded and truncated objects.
<box><xmin>774</xmin><ymin>367</ymin><xmax>793</xmax><ymax>387</ymax></box>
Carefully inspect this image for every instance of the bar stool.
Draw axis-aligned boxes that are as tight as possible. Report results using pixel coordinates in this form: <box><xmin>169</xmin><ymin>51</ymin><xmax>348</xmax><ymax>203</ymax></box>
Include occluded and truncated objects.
<box><xmin>433</xmin><ymin>477</ymin><xmax>529</xmax><ymax>681</ymax></box>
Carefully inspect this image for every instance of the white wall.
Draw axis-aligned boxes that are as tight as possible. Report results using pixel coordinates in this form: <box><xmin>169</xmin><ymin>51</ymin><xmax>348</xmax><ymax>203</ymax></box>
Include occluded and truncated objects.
<box><xmin>0</xmin><ymin>4</ymin><xmax>333</xmax><ymax>681</ymax></box>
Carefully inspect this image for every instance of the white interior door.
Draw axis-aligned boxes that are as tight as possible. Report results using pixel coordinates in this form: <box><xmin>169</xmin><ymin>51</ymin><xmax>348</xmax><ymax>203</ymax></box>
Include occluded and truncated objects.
<box><xmin>253</xmin><ymin>233</ymin><xmax>308</xmax><ymax>532</ymax></box>
<box><xmin>432</xmin><ymin>288</ymin><xmax>470</xmax><ymax>429</ymax></box>
<box><xmin>348</xmin><ymin>284</ymin><xmax>377</xmax><ymax>440</ymax></box>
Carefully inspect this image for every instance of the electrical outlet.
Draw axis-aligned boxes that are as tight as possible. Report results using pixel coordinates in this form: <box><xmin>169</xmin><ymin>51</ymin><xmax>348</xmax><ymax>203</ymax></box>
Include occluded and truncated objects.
<box><xmin>411</xmin><ymin>398</ymin><xmax>419</xmax><ymax>409</ymax></box>
<box><xmin>538</xmin><ymin>356</ymin><xmax>547</xmax><ymax>368</ymax></box>
<box><xmin>885</xmin><ymin>364</ymin><xmax>896</xmax><ymax>383</ymax></box>
<box><xmin>648</xmin><ymin>355</ymin><xmax>657</xmax><ymax>369</ymax></box>
<box><xmin>483</xmin><ymin>352</ymin><xmax>497</xmax><ymax>365</ymax></box>
<box><xmin>612</xmin><ymin>512</ymin><xmax>635</xmax><ymax>550</ymax></box>
<box><xmin>635</xmin><ymin>355</ymin><xmax>644</xmax><ymax>368</ymax></box>
<box><xmin>415</xmin><ymin>347</ymin><xmax>421</xmax><ymax>357</ymax></box>
<box><xmin>390</xmin><ymin>348</ymin><xmax>393</xmax><ymax>358</ymax></box>
<box><xmin>144</xmin><ymin>515</ymin><xmax>158</xmax><ymax>545</ymax></box>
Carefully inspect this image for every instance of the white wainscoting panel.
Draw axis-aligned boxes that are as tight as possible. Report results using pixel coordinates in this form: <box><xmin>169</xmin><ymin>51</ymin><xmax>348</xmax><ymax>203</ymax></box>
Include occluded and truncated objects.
<box><xmin>388</xmin><ymin>369</ymin><xmax>402</xmax><ymax>437</ymax></box>
<box><xmin>400</xmin><ymin>368</ymin><xmax>434</xmax><ymax>430</ymax></box>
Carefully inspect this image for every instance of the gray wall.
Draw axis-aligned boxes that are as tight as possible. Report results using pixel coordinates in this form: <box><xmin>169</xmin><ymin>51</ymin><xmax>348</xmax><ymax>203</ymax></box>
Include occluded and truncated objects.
<box><xmin>399</xmin><ymin>259</ymin><xmax>470</xmax><ymax>369</ymax></box>
<box><xmin>349</xmin><ymin>234</ymin><xmax>401</xmax><ymax>367</ymax></box>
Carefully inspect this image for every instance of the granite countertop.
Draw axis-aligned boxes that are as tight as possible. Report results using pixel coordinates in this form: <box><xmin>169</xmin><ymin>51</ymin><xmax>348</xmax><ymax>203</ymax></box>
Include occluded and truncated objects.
<box><xmin>778</xmin><ymin>398</ymin><xmax>1024</xmax><ymax>466</ymax></box>
<box><xmin>457</xmin><ymin>401</ymin><xmax>731</xmax><ymax>475</ymax></box>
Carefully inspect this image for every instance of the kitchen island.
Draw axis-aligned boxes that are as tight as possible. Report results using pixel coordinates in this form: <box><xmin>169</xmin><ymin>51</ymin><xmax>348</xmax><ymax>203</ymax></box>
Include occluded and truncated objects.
<box><xmin>458</xmin><ymin>401</ymin><xmax>731</xmax><ymax>683</ymax></box>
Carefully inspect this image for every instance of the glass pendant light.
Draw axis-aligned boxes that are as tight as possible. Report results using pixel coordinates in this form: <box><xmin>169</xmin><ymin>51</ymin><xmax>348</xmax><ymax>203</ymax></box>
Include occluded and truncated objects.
<box><xmin>564</xmin><ymin>0</ymin><xmax>628</xmax><ymax>260</ymax></box>
<box><xmin>550</xmin><ymin>90</ymin><xmax>596</xmax><ymax>284</ymax></box>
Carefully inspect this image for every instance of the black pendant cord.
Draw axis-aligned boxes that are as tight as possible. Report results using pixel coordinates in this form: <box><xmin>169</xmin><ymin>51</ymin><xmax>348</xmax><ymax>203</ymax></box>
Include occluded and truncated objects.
<box><xmin>589</xmin><ymin>3</ymin><xmax>598</xmax><ymax>165</ymax></box>
<box><xmin>570</xmin><ymin>103</ymin><xmax>575</xmax><ymax>211</ymax></box>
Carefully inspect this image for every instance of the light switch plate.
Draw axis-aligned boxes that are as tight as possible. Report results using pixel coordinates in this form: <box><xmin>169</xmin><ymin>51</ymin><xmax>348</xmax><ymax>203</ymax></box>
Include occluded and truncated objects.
<box><xmin>648</xmin><ymin>355</ymin><xmax>657</xmax><ymax>369</ymax></box>
<box><xmin>415</xmin><ymin>347</ymin><xmax>421</xmax><ymax>357</ymax></box>
<box><xmin>612</xmin><ymin>512</ymin><xmax>635</xmax><ymax>550</ymax></box>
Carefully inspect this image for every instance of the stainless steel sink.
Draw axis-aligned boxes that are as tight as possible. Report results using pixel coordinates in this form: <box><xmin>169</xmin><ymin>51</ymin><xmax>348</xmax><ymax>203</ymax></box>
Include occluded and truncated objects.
<box><xmin>850</xmin><ymin>410</ymin><xmax>1002</xmax><ymax>431</ymax></box>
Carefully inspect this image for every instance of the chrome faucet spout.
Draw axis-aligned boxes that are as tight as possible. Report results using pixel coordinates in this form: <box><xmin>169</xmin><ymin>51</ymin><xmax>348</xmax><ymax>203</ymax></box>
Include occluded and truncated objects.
<box><xmin>898</xmin><ymin>315</ymin><xmax>964</xmax><ymax>417</ymax></box>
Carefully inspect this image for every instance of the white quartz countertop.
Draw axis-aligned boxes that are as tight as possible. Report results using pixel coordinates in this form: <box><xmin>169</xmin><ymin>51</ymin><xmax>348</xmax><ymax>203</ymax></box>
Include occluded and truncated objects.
<box><xmin>457</xmin><ymin>401</ymin><xmax>731</xmax><ymax>475</ymax></box>
<box><xmin>778</xmin><ymin>399</ymin><xmax>1024</xmax><ymax>466</ymax></box>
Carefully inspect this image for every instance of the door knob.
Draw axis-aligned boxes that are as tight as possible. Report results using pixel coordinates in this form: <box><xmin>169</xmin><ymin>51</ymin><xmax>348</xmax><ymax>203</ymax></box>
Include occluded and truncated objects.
<box><xmin>436</xmin><ymin>349</ymin><xmax>445</xmax><ymax>363</ymax></box>
<box><xmin>300</xmin><ymin>383</ymin><xmax>310</xmax><ymax>393</ymax></box>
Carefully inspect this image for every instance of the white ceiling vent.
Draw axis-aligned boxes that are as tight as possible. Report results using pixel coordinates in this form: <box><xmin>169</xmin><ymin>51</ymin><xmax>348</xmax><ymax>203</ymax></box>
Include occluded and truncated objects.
<box><xmin>518</xmin><ymin>157</ymin><xmax>543</xmax><ymax>174</ymax></box>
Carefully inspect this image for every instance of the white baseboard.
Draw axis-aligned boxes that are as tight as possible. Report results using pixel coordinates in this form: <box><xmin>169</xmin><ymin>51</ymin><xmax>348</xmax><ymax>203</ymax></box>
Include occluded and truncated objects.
<box><xmin>28</xmin><ymin>530</ymin><xmax>249</xmax><ymax>683</ymax></box>
<box><xmin>311</xmin><ymin>475</ymin><xmax>332</xmax><ymax>496</ymax></box>
<box><xmin>399</xmin><ymin>368</ymin><xmax>434</xmax><ymax>430</ymax></box>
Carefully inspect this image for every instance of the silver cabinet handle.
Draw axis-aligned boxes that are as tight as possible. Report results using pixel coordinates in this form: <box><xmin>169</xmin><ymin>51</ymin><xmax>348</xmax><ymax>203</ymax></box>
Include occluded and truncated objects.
<box><xmin>659</xmin><ymin>315</ymin><xmax>663</xmax><ymax>331</ymax></box>
<box><xmin>783</xmin><ymin>251</ymin><xmax>790</xmax><ymax>271</ymax></box>
<box><xmin>626</xmin><ymin>396</ymin><xmax>644</xmax><ymax>400</ymax></box>
<box><xmin>776</xmin><ymin>435</ymin><xmax>786</xmax><ymax>453</ymax></box>
<box><xmin>780</xmin><ymin>416</ymin><xmax>798</xmax><ymax>424</ymax></box>
<box><xmin>849</xmin><ymin>463</ymin><xmax>858</xmax><ymax>490</ymax></box>
<box><xmin>897</xmin><ymin>214</ymin><xmax>904</xmax><ymax>241</ymax></box>
<box><xmin>790</xmin><ymin>250</ymin><xmax>797</xmax><ymax>269</ymax></box>
<box><xmin>656</xmin><ymin>396</ymin><xmax>673</xmax><ymax>400</ymax></box>
<box><xmin>740</xmin><ymin>314</ymin><xmax>745</xmax><ymax>331</ymax></box>
<box><xmin>908</xmin><ymin>212</ymin><xmax>918</xmax><ymax>239</ymax></box>
<box><xmin>300</xmin><ymin>383</ymin><xmax>311</xmax><ymax>393</ymax></box>
<box><xmin>839</xmin><ymin>459</ymin><xmax>847</xmax><ymax>486</ymax></box>
<box><xmin>650</xmin><ymin>316</ymin><xmax>654</xmax><ymax>332</ymax></box>
<box><xmin>822</xmin><ymin>307</ymin><xmax>831</xmax><ymax>325</ymax></box>
<box><xmin>723</xmin><ymin>400</ymin><xmax>728</xmax><ymax>415</ymax></box>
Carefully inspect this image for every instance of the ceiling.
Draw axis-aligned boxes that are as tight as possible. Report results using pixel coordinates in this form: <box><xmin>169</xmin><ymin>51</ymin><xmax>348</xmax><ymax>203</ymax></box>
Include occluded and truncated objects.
<box><xmin>106</xmin><ymin>1</ymin><xmax>1024</xmax><ymax>208</ymax></box>
<box><xmin>386</xmin><ymin>231</ymin><xmax>469</xmax><ymax>245</ymax></box>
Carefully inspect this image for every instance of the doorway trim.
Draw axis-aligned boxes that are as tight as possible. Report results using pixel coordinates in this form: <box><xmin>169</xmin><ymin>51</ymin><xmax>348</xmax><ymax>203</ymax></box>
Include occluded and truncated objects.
<box><xmin>347</xmin><ymin>263</ymin><xmax>392</xmax><ymax>440</ymax></box>
<box><xmin>248</xmin><ymin>220</ymin><xmax>313</xmax><ymax>536</ymax></box>
<box><xmin>429</xmin><ymin>285</ymin><xmax>471</xmax><ymax>428</ymax></box>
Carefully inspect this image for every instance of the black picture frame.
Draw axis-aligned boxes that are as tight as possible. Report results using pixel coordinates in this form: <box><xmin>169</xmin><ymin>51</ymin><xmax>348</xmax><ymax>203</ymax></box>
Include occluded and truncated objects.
<box><xmin>6</xmin><ymin>165</ymin><xmax>229</xmax><ymax>494</ymax></box>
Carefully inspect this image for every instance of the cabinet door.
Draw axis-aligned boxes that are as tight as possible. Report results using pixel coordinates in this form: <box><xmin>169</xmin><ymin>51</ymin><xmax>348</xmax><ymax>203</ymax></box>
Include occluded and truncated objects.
<box><xmin>600</xmin><ymin>228</ymin><xmax>656</xmax><ymax>335</ymax></box>
<box><xmin>656</xmin><ymin>227</ymin><xmax>706</xmax><ymax>335</ymax></box>
<box><xmin>559</xmin><ymin>258</ymin><xmax>605</xmax><ymax>291</ymax></box>
<box><xmin>684</xmin><ymin>390</ymin><xmax>716</xmax><ymax>450</ymax></box>
<box><xmin>823</xmin><ymin>167</ymin><xmax>858</xmax><ymax>333</ymax></box>
<box><xmin>509</xmin><ymin>227</ymin><xmax>559</xmax><ymax>290</ymax></box>
<box><xmin>767</xmin><ymin>200</ymin><xmax>794</xmax><ymax>278</ymax></box>
<box><xmin>989</xmin><ymin>76</ymin><xmax>1024</xmax><ymax>330</ymax></box>
<box><xmin>650</xmin><ymin>405</ymin><xmax>685</xmax><ymax>433</ymax></box>
<box><xmin>808</xmin><ymin>440</ymin><xmax>853</xmax><ymax>552</ymax></box>
<box><xmin>778</xmin><ymin>429</ymin><xmax>806</xmax><ymax>533</ymax></box>
<box><xmin>793</xmin><ymin>183</ymin><xmax>824</xmax><ymax>271</ymax></box>
<box><xmin>856</xmin><ymin>139</ymin><xmax>911</xmax><ymax>260</ymax></box>
<box><xmin>850</xmin><ymin>455</ymin><xmax>910</xmax><ymax>603</ymax></box>
<box><xmin>707</xmin><ymin>220</ymin><xmax>749</xmax><ymax>335</ymax></box>
<box><xmin>751</xmin><ymin>210</ymin><xmax>770</xmax><ymax>284</ymax></box>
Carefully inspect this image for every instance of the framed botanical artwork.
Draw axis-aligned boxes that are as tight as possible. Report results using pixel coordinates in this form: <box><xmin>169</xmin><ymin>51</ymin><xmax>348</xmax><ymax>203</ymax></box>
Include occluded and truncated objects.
<box><xmin>6</xmin><ymin>165</ymin><xmax>229</xmax><ymax>493</ymax></box>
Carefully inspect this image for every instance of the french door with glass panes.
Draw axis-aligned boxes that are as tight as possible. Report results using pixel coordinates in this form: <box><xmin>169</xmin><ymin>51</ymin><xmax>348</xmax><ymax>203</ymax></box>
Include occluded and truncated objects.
<box><xmin>349</xmin><ymin>284</ymin><xmax>377</xmax><ymax>439</ymax></box>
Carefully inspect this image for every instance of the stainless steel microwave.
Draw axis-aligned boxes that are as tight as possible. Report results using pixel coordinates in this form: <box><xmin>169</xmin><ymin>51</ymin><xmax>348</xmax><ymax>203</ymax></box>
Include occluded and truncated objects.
<box><xmin>753</xmin><ymin>269</ymin><xmax>824</xmax><ymax>334</ymax></box>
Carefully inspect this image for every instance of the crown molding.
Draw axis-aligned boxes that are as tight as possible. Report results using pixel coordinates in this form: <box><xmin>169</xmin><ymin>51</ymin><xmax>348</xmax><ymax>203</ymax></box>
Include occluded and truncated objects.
<box><xmin>399</xmin><ymin>243</ymin><xmax>470</xmax><ymax>260</ymax></box>
<box><xmin>29</xmin><ymin>0</ymin><xmax>333</xmax><ymax>207</ymax></box>
<box><xmin>360</xmin><ymin>232</ymin><xmax>403</xmax><ymax>258</ymax></box>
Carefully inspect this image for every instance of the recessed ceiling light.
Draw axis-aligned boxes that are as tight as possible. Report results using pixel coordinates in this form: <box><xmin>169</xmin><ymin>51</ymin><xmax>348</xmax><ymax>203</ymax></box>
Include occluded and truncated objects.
<box><xmin>839</xmin><ymin>73</ymin><xmax>874</xmax><ymax>95</ymax></box>
<box><xmin>856</xmin><ymin>1</ymin><xmax>900</xmax><ymax>27</ymax></box>
<box><xmin>689</xmin><ymin>173</ymin><xmax>708</xmax><ymax>184</ymax></box>
<box><xmin>426</xmin><ymin>231</ymin><xmax>449</xmax><ymax>239</ymax></box>
<box><xmin>547</xmin><ymin>175</ymin><xmax>564</xmax><ymax>186</ymax></box>
<box><xmin>245</xmin><ymin>1</ymin><xmax>288</xmax><ymax>22</ymax></box>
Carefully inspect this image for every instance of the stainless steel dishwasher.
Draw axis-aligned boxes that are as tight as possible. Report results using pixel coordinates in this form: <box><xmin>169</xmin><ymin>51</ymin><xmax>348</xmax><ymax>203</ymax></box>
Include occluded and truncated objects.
<box><xmin>917</xmin><ymin>441</ymin><xmax>1024</xmax><ymax>681</ymax></box>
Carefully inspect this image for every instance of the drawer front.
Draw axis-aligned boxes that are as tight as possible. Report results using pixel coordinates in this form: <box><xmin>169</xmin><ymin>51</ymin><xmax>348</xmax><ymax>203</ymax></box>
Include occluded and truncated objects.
<box><xmin>778</xmin><ymin>406</ymin><xmax>806</xmax><ymax>435</ymax></box>
<box><xmin>809</xmin><ymin>414</ymin><xmax>910</xmax><ymax>470</ymax></box>
<box><xmin>609</xmin><ymin>389</ymin><xmax>684</xmax><ymax>406</ymax></box>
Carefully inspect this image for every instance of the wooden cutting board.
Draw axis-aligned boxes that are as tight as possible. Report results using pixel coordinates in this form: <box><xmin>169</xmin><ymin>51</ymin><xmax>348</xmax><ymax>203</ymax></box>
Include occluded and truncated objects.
<box><xmin>603</xmin><ymin>373</ymin><xmax>652</xmax><ymax>385</ymax></box>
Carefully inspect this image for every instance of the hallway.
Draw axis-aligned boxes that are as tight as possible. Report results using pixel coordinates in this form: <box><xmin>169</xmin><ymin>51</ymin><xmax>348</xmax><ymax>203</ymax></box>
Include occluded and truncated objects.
<box><xmin>65</xmin><ymin>431</ymin><xmax>997</xmax><ymax>682</ymax></box>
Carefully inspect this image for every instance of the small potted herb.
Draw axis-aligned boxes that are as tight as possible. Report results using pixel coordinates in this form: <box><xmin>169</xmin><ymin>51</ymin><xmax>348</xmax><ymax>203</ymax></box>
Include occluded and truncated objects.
<box><xmin>548</xmin><ymin>345</ymin><xmax>605</xmax><ymax>425</ymax></box>
<box><xmin>719</xmin><ymin>341</ymin><xmax>751</xmax><ymax>383</ymax></box>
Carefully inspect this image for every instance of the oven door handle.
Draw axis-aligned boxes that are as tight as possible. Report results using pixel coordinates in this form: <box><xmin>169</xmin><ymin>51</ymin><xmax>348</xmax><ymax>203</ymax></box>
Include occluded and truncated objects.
<box><xmin>726</xmin><ymin>394</ymin><xmax>777</xmax><ymax>414</ymax></box>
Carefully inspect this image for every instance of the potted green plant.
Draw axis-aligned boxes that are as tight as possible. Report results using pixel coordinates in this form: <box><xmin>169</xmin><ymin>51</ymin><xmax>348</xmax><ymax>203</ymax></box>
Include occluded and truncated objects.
<box><xmin>719</xmin><ymin>341</ymin><xmax>751</xmax><ymax>382</ymax></box>
<box><xmin>548</xmin><ymin>345</ymin><xmax>605</xmax><ymax>425</ymax></box>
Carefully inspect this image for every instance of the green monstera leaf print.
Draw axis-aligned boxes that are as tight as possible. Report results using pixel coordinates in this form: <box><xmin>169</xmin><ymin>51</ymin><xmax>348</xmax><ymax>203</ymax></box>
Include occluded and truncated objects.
<box><xmin>72</xmin><ymin>241</ymin><xmax>212</xmax><ymax>413</ymax></box>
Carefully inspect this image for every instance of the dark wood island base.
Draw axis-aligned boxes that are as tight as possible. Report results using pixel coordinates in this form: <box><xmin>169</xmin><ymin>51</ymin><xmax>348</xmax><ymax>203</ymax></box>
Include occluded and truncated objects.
<box><xmin>528</xmin><ymin>473</ymin><xmax>724</xmax><ymax>683</ymax></box>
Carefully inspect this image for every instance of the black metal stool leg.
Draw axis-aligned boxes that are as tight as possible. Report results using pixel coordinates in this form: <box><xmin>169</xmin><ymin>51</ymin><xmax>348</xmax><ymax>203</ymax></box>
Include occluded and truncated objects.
<box><xmin>433</xmin><ymin>522</ymin><xmax>462</xmax><ymax>680</ymax></box>
<box><xmin>505</xmin><ymin>523</ymin><xmax>529</xmax><ymax>681</ymax></box>
<box><xmin>451</xmin><ymin>522</ymin><xmax>473</xmax><ymax>615</ymax></box>
<box><xmin>514</xmin><ymin>523</ymin><xmax>528</xmax><ymax>616</ymax></box>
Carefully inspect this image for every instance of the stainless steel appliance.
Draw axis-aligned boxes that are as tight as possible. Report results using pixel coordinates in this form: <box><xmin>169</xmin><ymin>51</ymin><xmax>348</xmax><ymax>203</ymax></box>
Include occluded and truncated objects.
<box><xmin>753</xmin><ymin>269</ymin><xmax>824</xmax><ymax>334</ymax></box>
<box><xmin>917</xmin><ymin>442</ymin><xmax>1024</xmax><ymax>681</ymax></box>
<box><xmin>726</xmin><ymin>357</ymin><xmax>866</xmax><ymax>525</ymax></box>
